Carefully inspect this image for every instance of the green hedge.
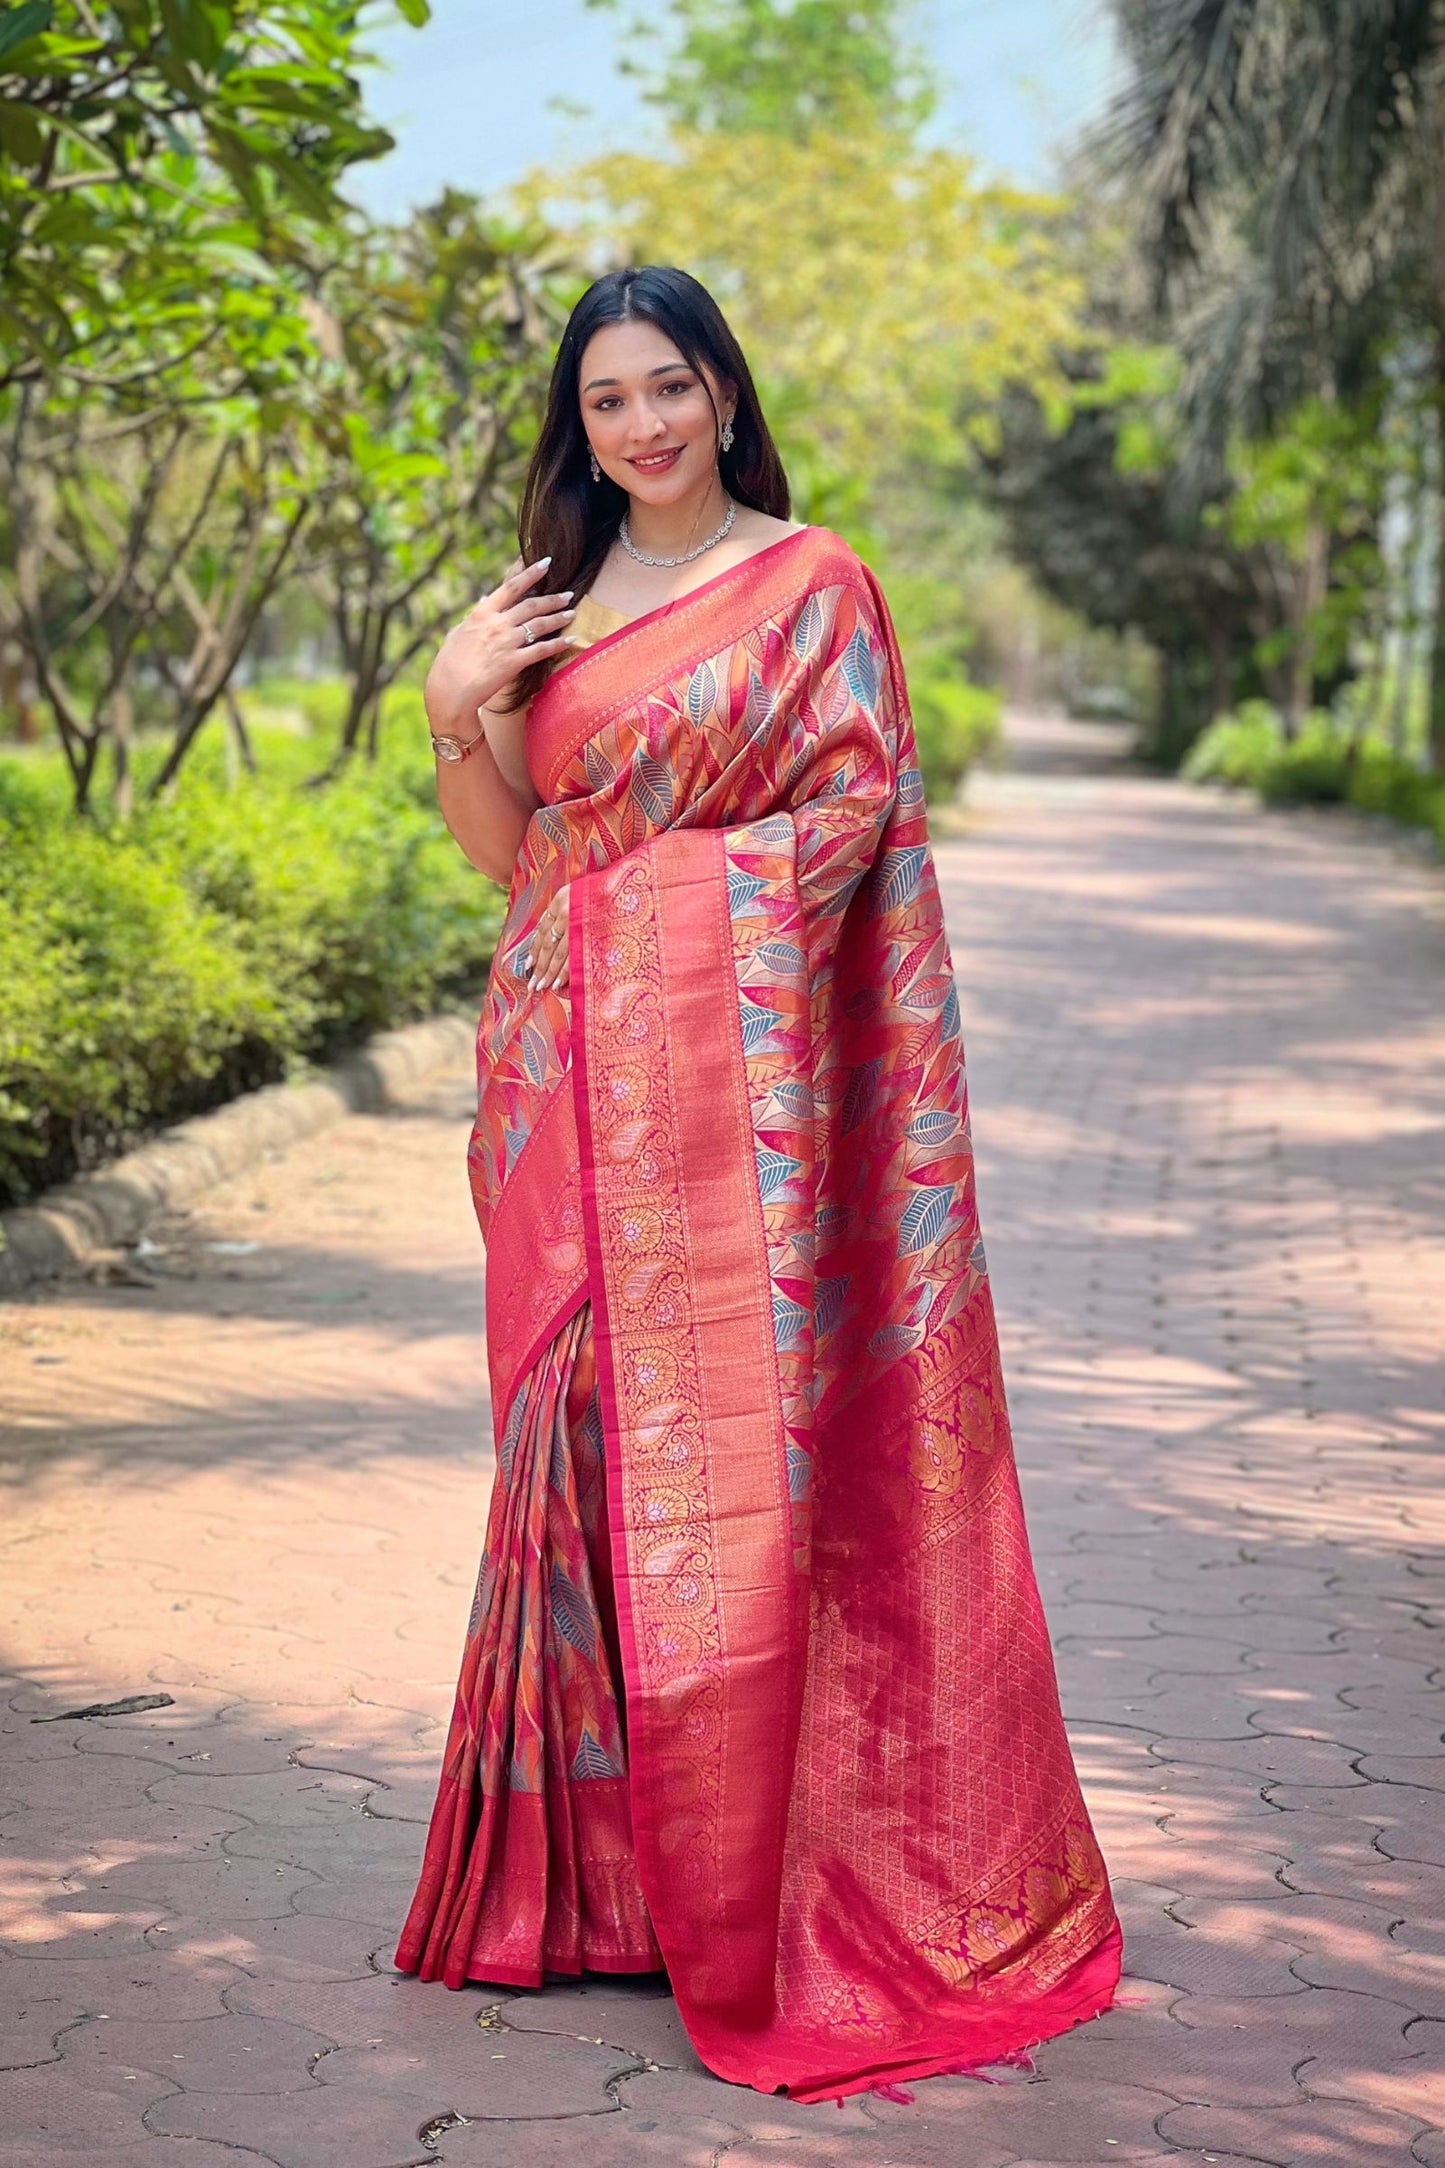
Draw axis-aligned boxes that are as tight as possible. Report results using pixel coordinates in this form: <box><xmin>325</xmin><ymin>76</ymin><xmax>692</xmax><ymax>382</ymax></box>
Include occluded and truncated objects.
<box><xmin>0</xmin><ymin>717</ymin><xmax>502</xmax><ymax>1209</ymax></box>
<box><xmin>1184</xmin><ymin>703</ymin><xmax>1445</xmax><ymax>849</ymax></box>
<box><xmin>1</xmin><ymin>648</ymin><xmax>1001</xmax><ymax>1212</ymax></box>
<box><xmin>909</xmin><ymin>667</ymin><xmax>1002</xmax><ymax>802</ymax></box>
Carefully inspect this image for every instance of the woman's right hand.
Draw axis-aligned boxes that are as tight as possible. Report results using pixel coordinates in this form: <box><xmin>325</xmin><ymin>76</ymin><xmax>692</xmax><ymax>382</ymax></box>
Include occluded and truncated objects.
<box><xmin>425</xmin><ymin>557</ymin><xmax>577</xmax><ymax>731</ymax></box>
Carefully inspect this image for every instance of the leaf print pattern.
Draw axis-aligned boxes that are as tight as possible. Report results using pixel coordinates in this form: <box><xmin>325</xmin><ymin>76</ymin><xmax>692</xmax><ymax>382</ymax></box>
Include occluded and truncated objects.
<box><xmin>396</xmin><ymin>1303</ymin><xmax>662</xmax><ymax>1988</ymax></box>
<box><xmin>686</xmin><ymin>656</ymin><xmax>719</xmax><ymax>727</ymax></box>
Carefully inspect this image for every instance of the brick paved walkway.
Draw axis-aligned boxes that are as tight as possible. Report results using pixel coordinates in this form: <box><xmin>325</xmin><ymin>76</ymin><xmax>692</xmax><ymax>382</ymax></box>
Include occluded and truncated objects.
<box><xmin>3</xmin><ymin>711</ymin><xmax>1443</xmax><ymax>2167</ymax></box>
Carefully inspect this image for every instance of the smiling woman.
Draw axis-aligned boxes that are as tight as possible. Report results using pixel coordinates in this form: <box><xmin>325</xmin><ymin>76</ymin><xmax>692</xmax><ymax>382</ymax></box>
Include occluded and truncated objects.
<box><xmin>394</xmin><ymin>265</ymin><xmax>1122</xmax><ymax>2104</ymax></box>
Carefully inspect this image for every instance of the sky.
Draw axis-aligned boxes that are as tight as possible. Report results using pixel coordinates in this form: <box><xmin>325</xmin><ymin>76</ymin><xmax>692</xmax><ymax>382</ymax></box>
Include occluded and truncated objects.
<box><xmin>348</xmin><ymin>0</ymin><xmax>1122</xmax><ymax>219</ymax></box>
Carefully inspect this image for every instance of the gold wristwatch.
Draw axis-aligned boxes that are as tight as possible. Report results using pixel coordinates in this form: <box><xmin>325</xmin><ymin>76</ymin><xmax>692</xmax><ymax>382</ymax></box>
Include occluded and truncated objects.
<box><xmin>431</xmin><ymin>723</ymin><xmax>487</xmax><ymax>763</ymax></box>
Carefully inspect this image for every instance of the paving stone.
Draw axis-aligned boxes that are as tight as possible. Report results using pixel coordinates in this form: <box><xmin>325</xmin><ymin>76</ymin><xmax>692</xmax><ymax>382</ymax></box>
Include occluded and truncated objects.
<box><xmin>433</xmin><ymin>2113</ymin><xmax>740</xmax><ymax>2167</ymax></box>
<box><xmin>0</xmin><ymin>2143</ymin><xmax>275</xmax><ymax>2168</ymax></box>
<box><xmin>146</xmin><ymin>2081</ymin><xmax>438</xmax><ymax>2165</ymax></box>
<box><xmin>1039</xmin><ymin>2003</ymin><xmax>1302</xmax><ymax>2106</ymax></box>
<box><xmin>288</xmin><ymin>1868</ymin><xmax>423</xmax><ymax>1928</ymax></box>
<box><xmin>313</xmin><ymin>2021</ymin><xmax>633</xmax><ymax>2118</ymax></box>
<box><xmin>857</xmin><ymin>2070</ymin><xmax>1183</xmax><ymax>2160</ymax></box>
<box><xmin>495</xmin><ymin>1978</ymin><xmax>700</xmax><ymax>2070</ymax></box>
<box><xmin>0</xmin><ymin>1951</ymin><xmax>241</xmax><ymax>2053</ymax></box>
<box><xmin>140</xmin><ymin>1908</ymin><xmax>393</xmax><ymax>1982</ymax></box>
<box><xmin>83</xmin><ymin>1853</ymin><xmax>321</xmax><ymax>1922</ymax></box>
<box><xmin>613</xmin><ymin>2062</ymin><xmax>883</xmax><ymax>2137</ymax></box>
<box><xmin>1121</xmin><ymin>1924</ymin><xmax>1314</xmax><ymax>2001</ymax></box>
<box><xmin>60</xmin><ymin>2009</ymin><xmax>331</xmax><ymax>2096</ymax></box>
<box><xmin>1149</xmin><ymin>1732</ymin><xmax>1373</xmax><ymax>1789</ymax></box>
<box><xmin>1301</xmin><ymin>2010</ymin><xmax>1445</xmax><ymax>2124</ymax></box>
<box><xmin>714</xmin><ymin>2136</ymin><xmax>1017</xmax><ymax>2168</ymax></box>
<box><xmin>0</xmin><ymin>2058</ymin><xmax>178</xmax><ymax>2142</ymax></box>
<box><xmin>1158</xmin><ymin>2094</ymin><xmax>1431</xmax><ymax>2164</ymax></box>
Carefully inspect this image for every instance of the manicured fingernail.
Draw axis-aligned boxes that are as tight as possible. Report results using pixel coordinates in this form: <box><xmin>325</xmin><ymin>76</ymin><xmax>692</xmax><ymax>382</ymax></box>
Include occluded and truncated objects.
<box><xmin>536</xmin><ymin>555</ymin><xmax>551</xmax><ymax>568</ymax></box>
<box><xmin>560</xmin><ymin>590</ymin><xmax>573</xmax><ymax>603</ymax></box>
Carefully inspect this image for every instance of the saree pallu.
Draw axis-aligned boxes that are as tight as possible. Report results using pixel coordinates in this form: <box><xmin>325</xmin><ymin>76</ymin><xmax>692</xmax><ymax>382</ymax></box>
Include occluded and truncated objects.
<box><xmin>396</xmin><ymin>525</ymin><xmax>1122</xmax><ymax>2100</ymax></box>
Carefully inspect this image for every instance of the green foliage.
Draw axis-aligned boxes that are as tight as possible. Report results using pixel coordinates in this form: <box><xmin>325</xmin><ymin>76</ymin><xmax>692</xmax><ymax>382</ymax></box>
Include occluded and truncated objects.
<box><xmin>300</xmin><ymin>193</ymin><xmax>570</xmax><ymax>762</ymax></box>
<box><xmin>0</xmin><ymin>716</ymin><xmax>500</xmax><ymax>1207</ymax></box>
<box><xmin>0</xmin><ymin>0</ymin><xmax>427</xmax><ymax>388</ymax></box>
<box><xmin>246</xmin><ymin>675</ymin><xmax>353</xmax><ymax>737</ymax></box>
<box><xmin>988</xmin><ymin>347</ymin><xmax>1265</xmax><ymax>761</ymax></box>
<box><xmin>1181</xmin><ymin>701</ymin><xmax>1284</xmax><ymax>787</ymax></box>
<box><xmin>1184</xmin><ymin>704</ymin><xmax>1445</xmax><ymax>847</ymax></box>
<box><xmin>879</xmin><ymin>565</ymin><xmax>1003</xmax><ymax>799</ymax></box>
<box><xmin>589</xmin><ymin>0</ymin><xmax>934</xmax><ymax>139</ymax></box>
<box><xmin>1096</xmin><ymin>0</ymin><xmax>1445</xmax><ymax>773</ymax></box>
<box><xmin>908</xmin><ymin>667</ymin><xmax>1002</xmax><ymax>802</ymax></box>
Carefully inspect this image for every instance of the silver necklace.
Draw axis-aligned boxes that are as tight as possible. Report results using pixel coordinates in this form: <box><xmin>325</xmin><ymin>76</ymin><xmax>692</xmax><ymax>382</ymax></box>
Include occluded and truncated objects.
<box><xmin>618</xmin><ymin>495</ymin><xmax>736</xmax><ymax>567</ymax></box>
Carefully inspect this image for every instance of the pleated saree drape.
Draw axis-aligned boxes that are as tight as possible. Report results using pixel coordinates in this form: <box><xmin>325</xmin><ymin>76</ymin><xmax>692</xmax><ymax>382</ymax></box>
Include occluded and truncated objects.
<box><xmin>395</xmin><ymin>526</ymin><xmax>1121</xmax><ymax>2101</ymax></box>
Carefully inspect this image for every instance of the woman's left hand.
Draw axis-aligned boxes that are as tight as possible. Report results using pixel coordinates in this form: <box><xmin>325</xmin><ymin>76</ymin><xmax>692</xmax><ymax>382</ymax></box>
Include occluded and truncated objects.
<box><xmin>527</xmin><ymin>885</ymin><xmax>570</xmax><ymax>992</ymax></box>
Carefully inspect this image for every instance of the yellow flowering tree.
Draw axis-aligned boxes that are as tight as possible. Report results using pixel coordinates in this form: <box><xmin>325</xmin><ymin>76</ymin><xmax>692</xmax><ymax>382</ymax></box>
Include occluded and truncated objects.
<box><xmin>520</xmin><ymin>128</ymin><xmax>1083</xmax><ymax>497</ymax></box>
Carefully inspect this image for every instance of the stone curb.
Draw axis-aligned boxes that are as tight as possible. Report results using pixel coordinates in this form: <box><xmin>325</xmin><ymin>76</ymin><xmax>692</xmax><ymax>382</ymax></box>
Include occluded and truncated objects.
<box><xmin>0</xmin><ymin>1010</ymin><xmax>478</xmax><ymax>1298</ymax></box>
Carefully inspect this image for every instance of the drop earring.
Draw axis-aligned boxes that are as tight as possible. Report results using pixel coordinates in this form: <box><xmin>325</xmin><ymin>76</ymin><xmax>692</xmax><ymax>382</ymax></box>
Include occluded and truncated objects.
<box><xmin>589</xmin><ymin>450</ymin><xmax>601</xmax><ymax>482</ymax></box>
<box><xmin>721</xmin><ymin>415</ymin><xmax>734</xmax><ymax>452</ymax></box>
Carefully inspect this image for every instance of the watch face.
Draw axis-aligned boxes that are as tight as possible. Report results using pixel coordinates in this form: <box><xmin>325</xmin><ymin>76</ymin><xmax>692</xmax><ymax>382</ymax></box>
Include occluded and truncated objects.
<box><xmin>432</xmin><ymin>735</ymin><xmax>465</xmax><ymax>762</ymax></box>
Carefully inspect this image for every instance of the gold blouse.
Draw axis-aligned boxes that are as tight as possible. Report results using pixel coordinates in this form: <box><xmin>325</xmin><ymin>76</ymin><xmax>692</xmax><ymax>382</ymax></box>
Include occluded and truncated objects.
<box><xmin>563</xmin><ymin>591</ymin><xmax>628</xmax><ymax>656</ymax></box>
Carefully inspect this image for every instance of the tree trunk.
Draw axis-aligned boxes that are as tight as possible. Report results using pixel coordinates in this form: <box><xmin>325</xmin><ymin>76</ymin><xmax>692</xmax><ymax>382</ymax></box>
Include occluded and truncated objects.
<box><xmin>111</xmin><ymin>685</ymin><xmax>134</xmax><ymax>819</ymax></box>
<box><xmin>1390</xmin><ymin>619</ymin><xmax>1415</xmax><ymax>758</ymax></box>
<box><xmin>1284</xmin><ymin>518</ymin><xmax>1330</xmax><ymax>737</ymax></box>
<box><xmin>1429</xmin><ymin>236</ymin><xmax>1445</xmax><ymax>770</ymax></box>
<box><xmin>1207</xmin><ymin>620</ymin><xmax>1233</xmax><ymax>724</ymax></box>
<box><xmin>72</xmin><ymin>729</ymin><xmax>102</xmax><ymax>816</ymax></box>
<box><xmin>1431</xmin><ymin>385</ymin><xmax>1445</xmax><ymax>771</ymax></box>
<box><xmin>224</xmin><ymin>686</ymin><xmax>256</xmax><ymax>779</ymax></box>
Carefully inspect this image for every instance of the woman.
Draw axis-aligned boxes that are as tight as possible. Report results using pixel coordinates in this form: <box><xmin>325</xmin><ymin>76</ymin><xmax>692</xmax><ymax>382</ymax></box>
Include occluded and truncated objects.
<box><xmin>395</xmin><ymin>265</ymin><xmax>1121</xmax><ymax>2103</ymax></box>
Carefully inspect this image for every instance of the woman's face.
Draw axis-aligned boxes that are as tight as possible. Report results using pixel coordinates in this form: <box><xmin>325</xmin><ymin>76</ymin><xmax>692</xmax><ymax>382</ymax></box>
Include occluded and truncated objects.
<box><xmin>578</xmin><ymin>319</ymin><xmax>731</xmax><ymax>504</ymax></box>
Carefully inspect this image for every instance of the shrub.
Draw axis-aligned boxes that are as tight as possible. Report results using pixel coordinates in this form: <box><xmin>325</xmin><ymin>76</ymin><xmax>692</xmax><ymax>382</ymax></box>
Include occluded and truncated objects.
<box><xmin>1181</xmin><ymin>700</ymin><xmax>1286</xmax><ymax>787</ymax></box>
<box><xmin>244</xmin><ymin>675</ymin><xmax>352</xmax><ymax>738</ymax></box>
<box><xmin>0</xmin><ymin>747</ymin><xmax>503</xmax><ymax>1208</ymax></box>
<box><xmin>1183</xmin><ymin>703</ymin><xmax>1445</xmax><ymax>849</ymax></box>
<box><xmin>1255</xmin><ymin>716</ymin><xmax>1362</xmax><ymax>805</ymax></box>
<box><xmin>909</xmin><ymin>668</ymin><xmax>1002</xmax><ymax>802</ymax></box>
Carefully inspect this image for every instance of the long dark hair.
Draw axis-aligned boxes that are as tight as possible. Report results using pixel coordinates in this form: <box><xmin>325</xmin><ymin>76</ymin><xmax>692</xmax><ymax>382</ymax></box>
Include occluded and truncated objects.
<box><xmin>509</xmin><ymin>265</ymin><xmax>790</xmax><ymax>707</ymax></box>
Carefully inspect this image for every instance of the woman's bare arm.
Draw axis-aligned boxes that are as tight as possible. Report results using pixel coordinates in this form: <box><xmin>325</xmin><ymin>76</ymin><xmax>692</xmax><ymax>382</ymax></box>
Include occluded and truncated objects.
<box><xmin>422</xmin><ymin>557</ymin><xmax>574</xmax><ymax>885</ymax></box>
<box><xmin>434</xmin><ymin>733</ymin><xmax>535</xmax><ymax>885</ymax></box>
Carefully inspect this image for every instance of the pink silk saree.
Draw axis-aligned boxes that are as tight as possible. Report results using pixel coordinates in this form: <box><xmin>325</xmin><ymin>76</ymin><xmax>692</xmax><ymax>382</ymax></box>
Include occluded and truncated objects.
<box><xmin>395</xmin><ymin>525</ymin><xmax>1121</xmax><ymax>2101</ymax></box>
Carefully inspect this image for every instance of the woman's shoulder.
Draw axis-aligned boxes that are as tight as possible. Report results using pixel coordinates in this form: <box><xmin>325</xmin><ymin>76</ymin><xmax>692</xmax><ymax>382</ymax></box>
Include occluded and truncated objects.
<box><xmin>762</xmin><ymin>519</ymin><xmax>866</xmax><ymax>580</ymax></box>
<box><xmin>734</xmin><ymin>513</ymin><xmax>873</xmax><ymax>590</ymax></box>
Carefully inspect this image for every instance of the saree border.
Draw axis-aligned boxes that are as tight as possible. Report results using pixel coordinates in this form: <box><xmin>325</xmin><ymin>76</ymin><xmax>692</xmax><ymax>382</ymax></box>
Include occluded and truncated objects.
<box><xmin>571</xmin><ymin>827</ymin><xmax>802</xmax><ymax>2035</ymax></box>
<box><xmin>529</xmin><ymin>527</ymin><xmax>873</xmax><ymax>803</ymax></box>
<box><xmin>481</xmin><ymin>1080</ymin><xmax>589</xmax><ymax>1432</ymax></box>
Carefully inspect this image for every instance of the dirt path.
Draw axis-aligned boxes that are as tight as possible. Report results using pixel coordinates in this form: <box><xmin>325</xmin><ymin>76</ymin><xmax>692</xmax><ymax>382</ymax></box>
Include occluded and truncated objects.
<box><xmin>3</xmin><ymin>710</ymin><xmax>1443</xmax><ymax>2167</ymax></box>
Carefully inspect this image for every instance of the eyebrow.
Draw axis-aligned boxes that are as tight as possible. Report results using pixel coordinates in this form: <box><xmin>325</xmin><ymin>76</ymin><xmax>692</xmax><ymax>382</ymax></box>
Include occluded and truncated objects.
<box><xmin>581</xmin><ymin>360</ymin><xmax>694</xmax><ymax>393</ymax></box>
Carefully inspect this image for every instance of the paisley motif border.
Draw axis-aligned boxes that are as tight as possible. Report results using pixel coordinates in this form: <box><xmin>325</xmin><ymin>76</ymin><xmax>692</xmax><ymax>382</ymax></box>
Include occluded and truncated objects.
<box><xmin>570</xmin><ymin>827</ymin><xmax>803</xmax><ymax>2040</ymax></box>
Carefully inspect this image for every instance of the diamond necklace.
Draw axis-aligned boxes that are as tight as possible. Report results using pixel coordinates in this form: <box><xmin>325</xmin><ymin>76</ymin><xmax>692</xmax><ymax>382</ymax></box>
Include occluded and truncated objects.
<box><xmin>618</xmin><ymin>494</ymin><xmax>736</xmax><ymax>568</ymax></box>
